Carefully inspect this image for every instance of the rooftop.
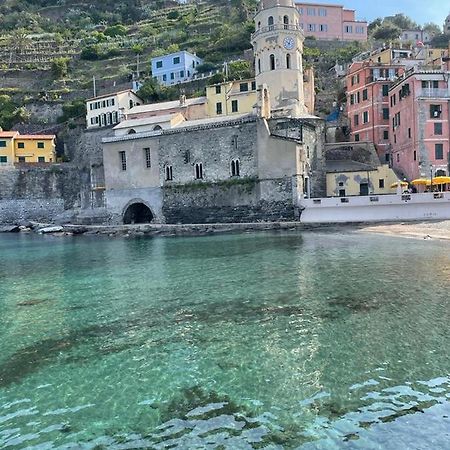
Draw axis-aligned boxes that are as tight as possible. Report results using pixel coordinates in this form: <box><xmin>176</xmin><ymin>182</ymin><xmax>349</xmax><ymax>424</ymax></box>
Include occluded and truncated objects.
<box><xmin>113</xmin><ymin>113</ymin><xmax>184</xmax><ymax>130</ymax></box>
<box><xmin>87</xmin><ymin>89</ymin><xmax>143</xmax><ymax>102</ymax></box>
<box><xmin>127</xmin><ymin>97</ymin><xmax>207</xmax><ymax>115</ymax></box>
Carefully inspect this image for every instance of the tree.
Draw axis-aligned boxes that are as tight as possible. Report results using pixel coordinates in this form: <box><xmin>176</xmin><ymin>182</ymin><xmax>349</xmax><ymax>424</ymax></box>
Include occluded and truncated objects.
<box><xmin>384</xmin><ymin>14</ymin><xmax>417</xmax><ymax>31</ymax></box>
<box><xmin>430</xmin><ymin>33</ymin><xmax>450</xmax><ymax>48</ymax></box>
<box><xmin>137</xmin><ymin>78</ymin><xmax>161</xmax><ymax>102</ymax></box>
<box><xmin>196</xmin><ymin>61</ymin><xmax>218</xmax><ymax>73</ymax></box>
<box><xmin>372</xmin><ymin>23</ymin><xmax>401</xmax><ymax>41</ymax></box>
<box><xmin>368</xmin><ymin>18</ymin><xmax>383</xmax><ymax>34</ymax></box>
<box><xmin>0</xmin><ymin>95</ymin><xmax>30</xmax><ymax>129</ymax></box>
<box><xmin>51</xmin><ymin>57</ymin><xmax>70</xmax><ymax>79</ymax></box>
<box><xmin>423</xmin><ymin>22</ymin><xmax>441</xmax><ymax>35</ymax></box>
<box><xmin>104</xmin><ymin>24</ymin><xmax>127</xmax><ymax>37</ymax></box>
<box><xmin>227</xmin><ymin>60</ymin><xmax>252</xmax><ymax>80</ymax></box>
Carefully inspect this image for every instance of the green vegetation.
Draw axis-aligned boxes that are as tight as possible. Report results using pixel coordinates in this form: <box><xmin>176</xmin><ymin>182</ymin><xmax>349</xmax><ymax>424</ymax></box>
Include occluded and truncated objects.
<box><xmin>58</xmin><ymin>99</ymin><xmax>86</xmax><ymax>123</ymax></box>
<box><xmin>0</xmin><ymin>95</ymin><xmax>30</xmax><ymax>129</ymax></box>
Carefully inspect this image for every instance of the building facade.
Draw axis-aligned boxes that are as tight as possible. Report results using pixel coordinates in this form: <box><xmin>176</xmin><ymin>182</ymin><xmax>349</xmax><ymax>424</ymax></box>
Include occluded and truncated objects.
<box><xmin>444</xmin><ymin>13</ymin><xmax>450</xmax><ymax>35</ymax></box>
<box><xmin>101</xmin><ymin>0</ymin><xmax>325</xmax><ymax>224</ymax></box>
<box><xmin>86</xmin><ymin>90</ymin><xmax>143</xmax><ymax>130</ymax></box>
<box><xmin>0</xmin><ymin>130</ymin><xmax>56</xmax><ymax>164</ymax></box>
<box><xmin>295</xmin><ymin>2</ymin><xmax>367</xmax><ymax>41</ymax></box>
<box><xmin>206</xmin><ymin>79</ymin><xmax>258</xmax><ymax>117</ymax></box>
<box><xmin>346</xmin><ymin>61</ymin><xmax>404</xmax><ymax>160</ymax></box>
<box><xmin>151</xmin><ymin>51</ymin><xmax>203</xmax><ymax>86</ymax></box>
<box><xmin>389</xmin><ymin>70</ymin><xmax>450</xmax><ymax>180</ymax></box>
<box><xmin>400</xmin><ymin>30</ymin><xmax>434</xmax><ymax>44</ymax></box>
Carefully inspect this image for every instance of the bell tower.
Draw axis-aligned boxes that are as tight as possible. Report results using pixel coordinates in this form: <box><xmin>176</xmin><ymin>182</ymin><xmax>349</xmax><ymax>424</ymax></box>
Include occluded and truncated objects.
<box><xmin>252</xmin><ymin>0</ymin><xmax>307</xmax><ymax>118</ymax></box>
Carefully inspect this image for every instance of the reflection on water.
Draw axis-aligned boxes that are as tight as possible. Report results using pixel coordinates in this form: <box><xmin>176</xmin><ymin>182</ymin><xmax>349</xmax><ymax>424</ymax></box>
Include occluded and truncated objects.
<box><xmin>0</xmin><ymin>231</ymin><xmax>449</xmax><ymax>449</ymax></box>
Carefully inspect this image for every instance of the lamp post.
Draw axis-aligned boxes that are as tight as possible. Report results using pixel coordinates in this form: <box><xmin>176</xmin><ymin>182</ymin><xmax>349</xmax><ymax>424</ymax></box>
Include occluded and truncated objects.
<box><xmin>430</xmin><ymin>164</ymin><xmax>433</xmax><ymax>193</ymax></box>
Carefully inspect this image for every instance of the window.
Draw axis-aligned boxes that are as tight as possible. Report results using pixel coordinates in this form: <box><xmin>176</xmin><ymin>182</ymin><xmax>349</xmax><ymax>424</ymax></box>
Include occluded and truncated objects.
<box><xmin>355</xmin><ymin>133</ymin><xmax>360</xmax><ymax>142</ymax></box>
<box><xmin>413</xmin><ymin>150</ymin><xmax>417</xmax><ymax>161</ymax></box>
<box><xmin>382</xmin><ymin>84</ymin><xmax>389</xmax><ymax>96</ymax></box>
<box><xmin>239</xmin><ymin>82</ymin><xmax>248</xmax><ymax>92</ymax></box>
<box><xmin>356</xmin><ymin>91</ymin><xmax>360</xmax><ymax>103</ymax></box>
<box><xmin>283</xmin><ymin>15</ymin><xmax>289</xmax><ymax>29</ymax></box>
<box><xmin>318</xmin><ymin>7</ymin><xmax>327</xmax><ymax>16</ymax></box>
<box><xmin>383</xmin><ymin>130</ymin><xmax>389</xmax><ymax>140</ymax></box>
<box><xmin>258</xmin><ymin>59</ymin><xmax>261</xmax><ymax>74</ymax></box>
<box><xmin>102</xmin><ymin>101</ymin><xmax>106</xmax><ymax>108</ymax></box>
<box><xmin>173</xmin><ymin>56</ymin><xmax>180</xmax><ymax>64</ymax></box>
<box><xmin>435</xmin><ymin>143</ymin><xmax>444</xmax><ymax>160</ymax></box>
<box><xmin>144</xmin><ymin>148</ymin><xmax>151</xmax><ymax>168</ymax></box>
<box><xmin>195</xmin><ymin>162</ymin><xmax>203</xmax><ymax>179</ymax></box>
<box><xmin>231</xmin><ymin>100</ymin><xmax>238</xmax><ymax>113</ymax></box>
<box><xmin>270</xmin><ymin>54</ymin><xmax>275</xmax><ymax>70</ymax></box>
<box><xmin>165</xmin><ymin>165</ymin><xmax>173</xmax><ymax>181</ymax></box>
<box><xmin>215</xmin><ymin>85</ymin><xmax>221</xmax><ymax>94</ymax></box>
<box><xmin>434</xmin><ymin>122</ymin><xmax>443</xmax><ymax>135</ymax></box>
<box><xmin>385</xmin><ymin>153</ymin><xmax>390</xmax><ymax>163</ymax></box>
<box><xmin>0</xmin><ymin>141</ymin><xmax>7</xmax><ymax>148</ymax></box>
<box><xmin>180</xmin><ymin>70</ymin><xmax>184</xmax><ymax>78</ymax></box>
<box><xmin>119</xmin><ymin>151</ymin><xmax>127</xmax><ymax>171</ymax></box>
<box><xmin>338</xmin><ymin>182</ymin><xmax>344</xmax><ymax>187</ymax></box>
<box><xmin>216</xmin><ymin>102</ymin><xmax>222</xmax><ymax>115</ymax></box>
<box><xmin>363</xmin><ymin>89</ymin><xmax>368</xmax><ymax>101</ymax></box>
<box><xmin>430</xmin><ymin>104</ymin><xmax>442</xmax><ymax>118</ymax></box>
<box><xmin>319</xmin><ymin>24</ymin><xmax>328</xmax><ymax>32</ymax></box>
<box><xmin>162</xmin><ymin>74</ymin><xmax>167</xmax><ymax>82</ymax></box>
<box><xmin>0</xmin><ymin>156</ymin><xmax>7</xmax><ymax>163</ymax></box>
<box><xmin>353</xmin><ymin>114</ymin><xmax>359</xmax><ymax>126</ymax></box>
<box><xmin>17</xmin><ymin>142</ymin><xmax>25</xmax><ymax>149</ymax></box>
<box><xmin>170</xmin><ymin>72</ymin><xmax>175</xmax><ymax>80</ymax></box>
<box><xmin>307</xmin><ymin>7</ymin><xmax>316</xmax><ymax>15</ymax></box>
<box><xmin>379</xmin><ymin>179</ymin><xmax>385</xmax><ymax>189</ymax></box>
<box><xmin>18</xmin><ymin>156</ymin><xmax>25</xmax><ymax>163</ymax></box>
<box><xmin>307</xmin><ymin>24</ymin><xmax>316</xmax><ymax>32</ymax></box>
<box><xmin>111</xmin><ymin>98</ymin><xmax>115</xmax><ymax>106</ymax></box>
<box><xmin>156</xmin><ymin>61</ymin><xmax>163</xmax><ymax>68</ymax></box>
<box><xmin>268</xmin><ymin>16</ymin><xmax>274</xmax><ymax>28</ymax></box>
<box><xmin>339</xmin><ymin>189</ymin><xmax>346</xmax><ymax>197</ymax></box>
<box><xmin>356</xmin><ymin>26</ymin><xmax>365</xmax><ymax>34</ymax></box>
<box><xmin>286</xmin><ymin>53</ymin><xmax>291</xmax><ymax>69</ymax></box>
<box><xmin>37</xmin><ymin>142</ymin><xmax>45</xmax><ymax>149</ymax></box>
<box><xmin>397</xmin><ymin>153</ymin><xmax>399</xmax><ymax>162</ymax></box>
<box><xmin>251</xmin><ymin>81</ymin><xmax>256</xmax><ymax>91</ymax></box>
<box><xmin>382</xmin><ymin>108</ymin><xmax>389</xmax><ymax>120</ymax></box>
<box><xmin>408</xmin><ymin>127</ymin><xmax>411</xmax><ymax>138</ymax></box>
<box><xmin>38</xmin><ymin>156</ymin><xmax>45</xmax><ymax>163</ymax></box>
<box><xmin>363</xmin><ymin>111</ymin><xmax>369</xmax><ymax>123</ymax></box>
<box><xmin>231</xmin><ymin>159</ymin><xmax>240</xmax><ymax>176</ymax></box>
<box><xmin>345</xmin><ymin>25</ymin><xmax>353</xmax><ymax>33</ymax></box>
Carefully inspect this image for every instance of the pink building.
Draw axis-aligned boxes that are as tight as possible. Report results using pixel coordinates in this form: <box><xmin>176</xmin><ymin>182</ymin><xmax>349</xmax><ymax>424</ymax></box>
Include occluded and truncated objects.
<box><xmin>389</xmin><ymin>70</ymin><xmax>450</xmax><ymax>181</ymax></box>
<box><xmin>346</xmin><ymin>61</ymin><xmax>404</xmax><ymax>161</ymax></box>
<box><xmin>295</xmin><ymin>2</ymin><xmax>367</xmax><ymax>41</ymax></box>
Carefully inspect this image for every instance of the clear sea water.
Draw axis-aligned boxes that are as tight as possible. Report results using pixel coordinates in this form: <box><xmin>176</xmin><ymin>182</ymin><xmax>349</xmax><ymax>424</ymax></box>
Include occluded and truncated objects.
<box><xmin>0</xmin><ymin>230</ymin><xmax>449</xmax><ymax>450</ymax></box>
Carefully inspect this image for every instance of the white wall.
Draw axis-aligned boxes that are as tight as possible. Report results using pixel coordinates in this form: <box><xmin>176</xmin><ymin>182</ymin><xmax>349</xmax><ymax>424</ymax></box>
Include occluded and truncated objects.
<box><xmin>300</xmin><ymin>193</ymin><xmax>450</xmax><ymax>223</ymax></box>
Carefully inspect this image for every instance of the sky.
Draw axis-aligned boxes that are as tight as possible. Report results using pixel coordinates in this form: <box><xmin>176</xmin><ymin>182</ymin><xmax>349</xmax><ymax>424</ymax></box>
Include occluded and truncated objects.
<box><xmin>300</xmin><ymin>0</ymin><xmax>448</xmax><ymax>26</ymax></box>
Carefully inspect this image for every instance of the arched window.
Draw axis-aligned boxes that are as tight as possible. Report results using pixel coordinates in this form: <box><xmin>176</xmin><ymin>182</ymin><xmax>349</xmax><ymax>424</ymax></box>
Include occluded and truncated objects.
<box><xmin>165</xmin><ymin>165</ymin><xmax>173</xmax><ymax>181</ymax></box>
<box><xmin>195</xmin><ymin>163</ymin><xmax>203</xmax><ymax>179</ymax></box>
<box><xmin>153</xmin><ymin>125</ymin><xmax>162</xmax><ymax>131</ymax></box>
<box><xmin>286</xmin><ymin>53</ymin><xmax>291</xmax><ymax>69</ymax></box>
<box><xmin>283</xmin><ymin>15</ymin><xmax>289</xmax><ymax>29</ymax></box>
<box><xmin>268</xmin><ymin>16</ymin><xmax>274</xmax><ymax>29</ymax></box>
<box><xmin>258</xmin><ymin>21</ymin><xmax>261</xmax><ymax>29</ymax></box>
<box><xmin>128</xmin><ymin>129</ymin><xmax>136</xmax><ymax>134</ymax></box>
<box><xmin>258</xmin><ymin>58</ymin><xmax>261</xmax><ymax>74</ymax></box>
<box><xmin>270</xmin><ymin>54</ymin><xmax>275</xmax><ymax>71</ymax></box>
<box><xmin>231</xmin><ymin>159</ymin><xmax>240</xmax><ymax>177</ymax></box>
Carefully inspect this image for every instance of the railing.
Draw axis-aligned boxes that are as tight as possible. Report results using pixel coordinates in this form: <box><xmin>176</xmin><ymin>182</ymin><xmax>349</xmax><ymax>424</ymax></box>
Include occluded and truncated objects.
<box><xmin>416</xmin><ymin>88</ymin><xmax>450</xmax><ymax>99</ymax></box>
<box><xmin>251</xmin><ymin>24</ymin><xmax>302</xmax><ymax>40</ymax></box>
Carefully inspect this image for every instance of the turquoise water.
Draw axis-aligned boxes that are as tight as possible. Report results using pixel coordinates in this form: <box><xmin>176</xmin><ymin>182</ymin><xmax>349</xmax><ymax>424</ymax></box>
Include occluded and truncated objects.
<box><xmin>0</xmin><ymin>231</ymin><xmax>449</xmax><ymax>449</ymax></box>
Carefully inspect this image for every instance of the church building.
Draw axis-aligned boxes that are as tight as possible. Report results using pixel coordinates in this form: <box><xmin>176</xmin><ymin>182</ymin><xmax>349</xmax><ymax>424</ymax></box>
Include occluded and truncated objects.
<box><xmin>102</xmin><ymin>0</ymin><xmax>325</xmax><ymax>224</ymax></box>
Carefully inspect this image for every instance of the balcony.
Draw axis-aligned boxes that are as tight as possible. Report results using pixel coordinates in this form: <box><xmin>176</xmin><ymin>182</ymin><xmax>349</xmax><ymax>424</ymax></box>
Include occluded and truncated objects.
<box><xmin>251</xmin><ymin>24</ymin><xmax>303</xmax><ymax>40</ymax></box>
<box><xmin>416</xmin><ymin>88</ymin><xmax>450</xmax><ymax>99</ymax></box>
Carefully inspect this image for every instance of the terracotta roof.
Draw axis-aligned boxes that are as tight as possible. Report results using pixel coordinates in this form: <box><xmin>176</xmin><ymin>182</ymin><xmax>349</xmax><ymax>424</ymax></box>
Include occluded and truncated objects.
<box><xmin>0</xmin><ymin>131</ymin><xmax>19</xmax><ymax>138</ymax></box>
<box><xmin>16</xmin><ymin>135</ymin><xmax>56</xmax><ymax>139</ymax></box>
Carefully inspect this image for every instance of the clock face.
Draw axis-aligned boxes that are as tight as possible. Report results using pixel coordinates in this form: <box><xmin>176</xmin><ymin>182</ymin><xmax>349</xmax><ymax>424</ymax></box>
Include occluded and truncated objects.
<box><xmin>283</xmin><ymin>36</ymin><xmax>295</xmax><ymax>50</ymax></box>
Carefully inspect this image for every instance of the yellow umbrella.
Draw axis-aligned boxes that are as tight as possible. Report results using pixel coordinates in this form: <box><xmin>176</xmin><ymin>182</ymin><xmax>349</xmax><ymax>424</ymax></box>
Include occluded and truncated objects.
<box><xmin>411</xmin><ymin>178</ymin><xmax>429</xmax><ymax>186</ymax></box>
<box><xmin>390</xmin><ymin>181</ymin><xmax>408</xmax><ymax>188</ymax></box>
<box><xmin>432</xmin><ymin>176</ymin><xmax>450</xmax><ymax>185</ymax></box>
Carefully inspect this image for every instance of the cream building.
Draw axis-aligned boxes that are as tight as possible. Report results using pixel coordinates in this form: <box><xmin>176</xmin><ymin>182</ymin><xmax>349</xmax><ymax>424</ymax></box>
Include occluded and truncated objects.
<box><xmin>252</xmin><ymin>0</ymin><xmax>308</xmax><ymax>117</ymax></box>
<box><xmin>86</xmin><ymin>89</ymin><xmax>143</xmax><ymax>130</ymax></box>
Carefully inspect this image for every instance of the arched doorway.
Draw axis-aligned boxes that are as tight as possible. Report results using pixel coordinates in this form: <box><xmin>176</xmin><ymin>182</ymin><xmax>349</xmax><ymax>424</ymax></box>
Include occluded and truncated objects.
<box><xmin>123</xmin><ymin>202</ymin><xmax>154</xmax><ymax>224</ymax></box>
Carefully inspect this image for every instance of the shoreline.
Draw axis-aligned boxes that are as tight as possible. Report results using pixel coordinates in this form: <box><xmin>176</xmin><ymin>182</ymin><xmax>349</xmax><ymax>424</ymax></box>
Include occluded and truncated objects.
<box><xmin>1</xmin><ymin>220</ymin><xmax>450</xmax><ymax>241</ymax></box>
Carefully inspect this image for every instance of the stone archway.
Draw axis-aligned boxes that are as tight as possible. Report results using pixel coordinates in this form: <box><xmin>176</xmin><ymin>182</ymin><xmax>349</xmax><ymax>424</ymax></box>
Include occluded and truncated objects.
<box><xmin>123</xmin><ymin>202</ymin><xmax>154</xmax><ymax>224</ymax></box>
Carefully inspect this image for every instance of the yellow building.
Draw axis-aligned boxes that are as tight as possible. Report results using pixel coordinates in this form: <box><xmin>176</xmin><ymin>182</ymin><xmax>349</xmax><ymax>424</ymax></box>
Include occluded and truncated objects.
<box><xmin>326</xmin><ymin>161</ymin><xmax>398</xmax><ymax>197</ymax></box>
<box><xmin>206</xmin><ymin>79</ymin><xmax>258</xmax><ymax>117</ymax></box>
<box><xmin>0</xmin><ymin>130</ymin><xmax>56</xmax><ymax>164</ymax></box>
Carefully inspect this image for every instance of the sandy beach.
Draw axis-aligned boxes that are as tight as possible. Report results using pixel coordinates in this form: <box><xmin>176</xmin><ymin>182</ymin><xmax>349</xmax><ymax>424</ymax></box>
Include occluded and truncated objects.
<box><xmin>359</xmin><ymin>220</ymin><xmax>450</xmax><ymax>241</ymax></box>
